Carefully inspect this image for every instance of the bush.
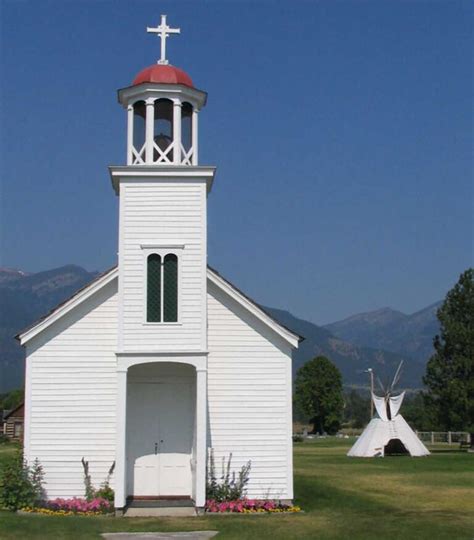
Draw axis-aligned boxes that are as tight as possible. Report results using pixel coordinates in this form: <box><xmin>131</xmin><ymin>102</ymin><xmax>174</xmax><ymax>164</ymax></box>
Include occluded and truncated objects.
<box><xmin>95</xmin><ymin>484</ymin><xmax>114</xmax><ymax>503</ymax></box>
<box><xmin>293</xmin><ymin>434</ymin><xmax>304</xmax><ymax>443</ymax></box>
<box><xmin>0</xmin><ymin>452</ymin><xmax>44</xmax><ymax>511</ymax></box>
<box><xmin>206</xmin><ymin>449</ymin><xmax>251</xmax><ymax>502</ymax></box>
<box><xmin>81</xmin><ymin>458</ymin><xmax>115</xmax><ymax>503</ymax></box>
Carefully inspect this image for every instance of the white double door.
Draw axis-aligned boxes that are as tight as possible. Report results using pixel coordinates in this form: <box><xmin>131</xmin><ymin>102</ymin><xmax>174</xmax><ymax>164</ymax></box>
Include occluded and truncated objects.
<box><xmin>127</xmin><ymin>380</ymin><xmax>194</xmax><ymax>497</ymax></box>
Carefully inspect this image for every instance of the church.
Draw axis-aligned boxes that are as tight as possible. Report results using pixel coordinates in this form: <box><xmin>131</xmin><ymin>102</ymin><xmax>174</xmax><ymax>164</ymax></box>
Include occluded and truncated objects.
<box><xmin>17</xmin><ymin>16</ymin><xmax>301</xmax><ymax>513</ymax></box>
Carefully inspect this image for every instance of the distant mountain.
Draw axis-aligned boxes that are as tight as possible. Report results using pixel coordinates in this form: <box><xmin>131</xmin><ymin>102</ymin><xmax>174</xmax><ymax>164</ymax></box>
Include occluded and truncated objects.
<box><xmin>264</xmin><ymin>307</ymin><xmax>425</xmax><ymax>389</ymax></box>
<box><xmin>324</xmin><ymin>302</ymin><xmax>441</xmax><ymax>364</ymax></box>
<box><xmin>0</xmin><ymin>267</ymin><xmax>32</xmax><ymax>285</ymax></box>
<box><xmin>0</xmin><ymin>265</ymin><xmax>98</xmax><ymax>392</ymax></box>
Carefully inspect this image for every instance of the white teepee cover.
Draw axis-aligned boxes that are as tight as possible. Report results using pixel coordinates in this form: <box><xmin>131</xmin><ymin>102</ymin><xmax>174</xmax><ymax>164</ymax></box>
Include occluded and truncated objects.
<box><xmin>347</xmin><ymin>392</ymin><xmax>430</xmax><ymax>458</ymax></box>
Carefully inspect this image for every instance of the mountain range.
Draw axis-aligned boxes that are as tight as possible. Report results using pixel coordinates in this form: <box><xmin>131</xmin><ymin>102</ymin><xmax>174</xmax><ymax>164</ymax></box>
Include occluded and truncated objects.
<box><xmin>264</xmin><ymin>307</ymin><xmax>433</xmax><ymax>390</ymax></box>
<box><xmin>324</xmin><ymin>303</ymin><xmax>441</xmax><ymax>364</ymax></box>
<box><xmin>0</xmin><ymin>265</ymin><xmax>440</xmax><ymax>393</ymax></box>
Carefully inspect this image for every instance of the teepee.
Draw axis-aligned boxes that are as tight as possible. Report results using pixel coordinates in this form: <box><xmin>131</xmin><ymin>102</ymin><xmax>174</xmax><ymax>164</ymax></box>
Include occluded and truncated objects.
<box><xmin>348</xmin><ymin>362</ymin><xmax>430</xmax><ymax>458</ymax></box>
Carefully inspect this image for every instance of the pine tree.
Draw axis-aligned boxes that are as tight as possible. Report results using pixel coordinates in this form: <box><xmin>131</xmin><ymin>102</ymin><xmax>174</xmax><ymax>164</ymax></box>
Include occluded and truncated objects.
<box><xmin>423</xmin><ymin>269</ymin><xmax>474</xmax><ymax>442</ymax></box>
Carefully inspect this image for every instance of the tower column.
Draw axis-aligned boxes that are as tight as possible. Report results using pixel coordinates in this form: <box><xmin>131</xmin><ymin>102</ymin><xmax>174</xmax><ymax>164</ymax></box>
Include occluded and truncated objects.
<box><xmin>192</xmin><ymin>108</ymin><xmax>199</xmax><ymax>165</ymax></box>
<box><xmin>195</xmin><ymin>367</ymin><xmax>207</xmax><ymax>507</ymax></box>
<box><xmin>145</xmin><ymin>99</ymin><xmax>155</xmax><ymax>164</ymax></box>
<box><xmin>127</xmin><ymin>105</ymin><xmax>134</xmax><ymax>165</ymax></box>
<box><xmin>173</xmin><ymin>100</ymin><xmax>182</xmax><ymax>164</ymax></box>
<box><xmin>114</xmin><ymin>368</ymin><xmax>128</xmax><ymax>510</ymax></box>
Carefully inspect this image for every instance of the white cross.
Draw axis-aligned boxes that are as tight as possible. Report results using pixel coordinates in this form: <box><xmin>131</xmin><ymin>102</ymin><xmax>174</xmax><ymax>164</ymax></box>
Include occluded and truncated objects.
<box><xmin>147</xmin><ymin>15</ymin><xmax>180</xmax><ymax>65</ymax></box>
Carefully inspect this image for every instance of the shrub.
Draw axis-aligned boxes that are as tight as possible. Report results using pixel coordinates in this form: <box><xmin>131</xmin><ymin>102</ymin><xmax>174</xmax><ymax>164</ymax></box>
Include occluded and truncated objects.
<box><xmin>29</xmin><ymin>458</ymin><xmax>45</xmax><ymax>502</ymax></box>
<box><xmin>95</xmin><ymin>484</ymin><xmax>114</xmax><ymax>503</ymax></box>
<box><xmin>81</xmin><ymin>458</ymin><xmax>95</xmax><ymax>501</ymax></box>
<box><xmin>0</xmin><ymin>452</ymin><xmax>44</xmax><ymax>511</ymax></box>
<box><xmin>293</xmin><ymin>434</ymin><xmax>304</xmax><ymax>443</ymax></box>
<box><xmin>206</xmin><ymin>449</ymin><xmax>251</xmax><ymax>502</ymax></box>
<box><xmin>81</xmin><ymin>458</ymin><xmax>115</xmax><ymax>503</ymax></box>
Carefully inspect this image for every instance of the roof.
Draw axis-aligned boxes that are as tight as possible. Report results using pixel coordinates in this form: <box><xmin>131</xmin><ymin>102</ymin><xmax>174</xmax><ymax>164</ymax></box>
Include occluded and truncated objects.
<box><xmin>132</xmin><ymin>64</ymin><xmax>194</xmax><ymax>88</ymax></box>
<box><xmin>4</xmin><ymin>402</ymin><xmax>24</xmax><ymax>421</ymax></box>
<box><xmin>17</xmin><ymin>265</ymin><xmax>303</xmax><ymax>348</ymax></box>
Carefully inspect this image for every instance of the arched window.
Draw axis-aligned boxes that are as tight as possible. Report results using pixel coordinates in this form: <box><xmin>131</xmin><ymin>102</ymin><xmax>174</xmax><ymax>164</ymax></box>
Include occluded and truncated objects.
<box><xmin>154</xmin><ymin>98</ymin><xmax>173</xmax><ymax>163</ymax></box>
<box><xmin>133</xmin><ymin>101</ymin><xmax>146</xmax><ymax>163</ymax></box>
<box><xmin>163</xmin><ymin>254</ymin><xmax>178</xmax><ymax>322</ymax></box>
<box><xmin>146</xmin><ymin>252</ymin><xmax>178</xmax><ymax>323</ymax></box>
<box><xmin>147</xmin><ymin>254</ymin><xmax>162</xmax><ymax>322</ymax></box>
<box><xmin>181</xmin><ymin>102</ymin><xmax>193</xmax><ymax>155</ymax></box>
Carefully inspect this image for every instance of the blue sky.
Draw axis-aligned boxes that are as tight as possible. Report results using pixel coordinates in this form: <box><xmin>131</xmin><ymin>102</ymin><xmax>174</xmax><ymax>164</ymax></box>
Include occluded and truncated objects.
<box><xmin>0</xmin><ymin>1</ymin><xmax>472</xmax><ymax>324</ymax></box>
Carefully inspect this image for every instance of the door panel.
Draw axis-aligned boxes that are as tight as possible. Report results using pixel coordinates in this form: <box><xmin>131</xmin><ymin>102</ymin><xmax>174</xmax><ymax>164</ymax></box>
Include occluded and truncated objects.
<box><xmin>127</xmin><ymin>383</ymin><xmax>160</xmax><ymax>496</ymax></box>
<box><xmin>157</xmin><ymin>382</ymin><xmax>193</xmax><ymax>495</ymax></box>
<box><xmin>127</xmin><ymin>379</ymin><xmax>194</xmax><ymax>497</ymax></box>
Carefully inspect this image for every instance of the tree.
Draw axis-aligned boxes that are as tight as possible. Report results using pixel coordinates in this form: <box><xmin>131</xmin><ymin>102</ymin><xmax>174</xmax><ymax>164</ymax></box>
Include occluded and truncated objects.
<box><xmin>0</xmin><ymin>388</ymin><xmax>23</xmax><ymax>411</ymax></box>
<box><xmin>423</xmin><ymin>269</ymin><xmax>474</xmax><ymax>442</ymax></box>
<box><xmin>343</xmin><ymin>389</ymin><xmax>370</xmax><ymax>429</ymax></box>
<box><xmin>295</xmin><ymin>356</ymin><xmax>344</xmax><ymax>434</ymax></box>
<box><xmin>402</xmin><ymin>392</ymin><xmax>436</xmax><ymax>431</ymax></box>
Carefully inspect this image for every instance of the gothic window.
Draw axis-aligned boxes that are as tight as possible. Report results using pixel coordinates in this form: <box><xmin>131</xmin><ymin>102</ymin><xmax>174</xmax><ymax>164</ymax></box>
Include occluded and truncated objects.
<box><xmin>147</xmin><ymin>254</ymin><xmax>162</xmax><ymax>322</ymax></box>
<box><xmin>146</xmin><ymin>252</ymin><xmax>179</xmax><ymax>323</ymax></box>
<box><xmin>163</xmin><ymin>254</ymin><xmax>178</xmax><ymax>322</ymax></box>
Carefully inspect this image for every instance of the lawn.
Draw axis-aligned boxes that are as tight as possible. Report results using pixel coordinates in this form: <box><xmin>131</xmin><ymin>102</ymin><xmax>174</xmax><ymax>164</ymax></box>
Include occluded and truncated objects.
<box><xmin>0</xmin><ymin>439</ymin><xmax>472</xmax><ymax>539</ymax></box>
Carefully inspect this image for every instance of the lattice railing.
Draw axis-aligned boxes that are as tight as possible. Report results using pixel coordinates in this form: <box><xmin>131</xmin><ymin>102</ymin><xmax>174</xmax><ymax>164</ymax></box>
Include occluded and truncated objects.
<box><xmin>180</xmin><ymin>143</ymin><xmax>194</xmax><ymax>165</ymax></box>
<box><xmin>153</xmin><ymin>141</ymin><xmax>173</xmax><ymax>164</ymax></box>
<box><xmin>132</xmin><ymin>143</ymin><xmax>146</xmax><ymax>164</ymax></box>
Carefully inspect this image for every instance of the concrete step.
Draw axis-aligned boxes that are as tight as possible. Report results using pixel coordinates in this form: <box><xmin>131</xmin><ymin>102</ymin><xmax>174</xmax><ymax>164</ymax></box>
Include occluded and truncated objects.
<box><xmin>123</xmin><ymin>506</ymin><xmax>197</xmax><ymax>518</ymax></box>
<box><xmin>128</xmin><ymin>499</ymin><xmax>194</xmax><ymax>508</ymax></box>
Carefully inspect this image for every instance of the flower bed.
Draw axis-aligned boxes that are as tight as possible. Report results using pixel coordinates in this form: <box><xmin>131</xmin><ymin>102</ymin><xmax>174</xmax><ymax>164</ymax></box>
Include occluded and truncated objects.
<box><xmin>205</xmin><ymin>499</ymin><xmax>301</xmax><ymax>513</ymax></box>
<box><xmin>22</xmin><ymin>497</ymin><xmax>112</xmax><ymax>516</ymax></box>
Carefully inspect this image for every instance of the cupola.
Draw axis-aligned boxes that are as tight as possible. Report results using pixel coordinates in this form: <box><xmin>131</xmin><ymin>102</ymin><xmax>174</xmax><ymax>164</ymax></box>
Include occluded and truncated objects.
<box><xmin>118</xmin><ymin>15</ymin><xmax>207</xmax><ymax>166</ymax></box>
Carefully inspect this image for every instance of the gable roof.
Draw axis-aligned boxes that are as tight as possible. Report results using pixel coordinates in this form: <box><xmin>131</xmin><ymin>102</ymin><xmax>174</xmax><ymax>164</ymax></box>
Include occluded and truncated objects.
<box><xmin>17</xmin><ymin>265</ymin><xmax>302</xmax><ymax>348</ymax></box>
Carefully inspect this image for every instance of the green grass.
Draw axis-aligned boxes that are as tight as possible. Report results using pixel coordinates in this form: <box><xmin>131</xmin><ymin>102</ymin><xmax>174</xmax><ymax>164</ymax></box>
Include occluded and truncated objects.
<box><xmin>0</xmin><ymin>439</ymin><xmax>473</xmax><ymax>539</ymax></box>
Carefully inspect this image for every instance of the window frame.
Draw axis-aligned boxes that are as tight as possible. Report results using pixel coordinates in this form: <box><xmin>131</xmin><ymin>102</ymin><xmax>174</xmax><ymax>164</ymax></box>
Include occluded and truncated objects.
<box><xmin>13</xmin><ymin>422</ymin><xmax>22</xmax><ymax>438</ymax></box>
<box><xmin>141</xmin><ymin>244</ymin><xmax>183</xmax><ymax>326</ymax></box>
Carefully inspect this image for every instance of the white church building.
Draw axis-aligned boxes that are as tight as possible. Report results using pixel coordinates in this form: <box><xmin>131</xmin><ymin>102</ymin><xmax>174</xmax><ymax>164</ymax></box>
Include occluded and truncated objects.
<box><xmin>18</xmin><ymin>16</ymin><xmax>301</xmax><ymax>512</ymax></box>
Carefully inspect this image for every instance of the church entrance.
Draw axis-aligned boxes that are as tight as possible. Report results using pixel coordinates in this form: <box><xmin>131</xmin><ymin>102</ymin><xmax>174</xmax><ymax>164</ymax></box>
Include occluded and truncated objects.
<box><xmin>126</xmin><ymin>363</ymin><xmax>195</xmax><ymax>498</ymax></box>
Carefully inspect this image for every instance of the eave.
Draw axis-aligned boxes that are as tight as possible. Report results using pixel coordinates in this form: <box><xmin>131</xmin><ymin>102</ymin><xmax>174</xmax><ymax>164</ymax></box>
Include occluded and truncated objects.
<box><xmin>108</xmin><ymin>165</ymin><xmax>216</xmax><ymax>196</ymax></box>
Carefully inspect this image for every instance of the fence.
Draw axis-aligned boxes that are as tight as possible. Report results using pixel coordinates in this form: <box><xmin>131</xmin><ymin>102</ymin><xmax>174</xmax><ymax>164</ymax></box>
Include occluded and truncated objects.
<box><xmin>415</xmin><ymin>431</ymin><xmax>471</xmax><ymax>444</ymax></box>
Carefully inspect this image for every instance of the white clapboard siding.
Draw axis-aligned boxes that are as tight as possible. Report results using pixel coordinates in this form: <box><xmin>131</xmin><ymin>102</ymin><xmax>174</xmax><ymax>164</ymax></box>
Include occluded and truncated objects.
<box><xmin>25</xmin><ymin>279</ymin><xmax>118</xmax><ymax>499</ymax></box>
<box><xmin>119</xmin><ymin>181</ymin><xmax>206</xmax><ymax>352</ymax></box>
<box><xmin>207</xmin><ymin>280</ymin><xmax>293</xmax><ymax>500</ymax></box>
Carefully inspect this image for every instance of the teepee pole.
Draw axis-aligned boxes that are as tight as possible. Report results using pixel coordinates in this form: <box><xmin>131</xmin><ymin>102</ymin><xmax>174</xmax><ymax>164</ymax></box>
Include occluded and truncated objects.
<box><xmin>365</xmin><ymin>368</ymin><xmax>374</xmax><ymax>418</ymax></box>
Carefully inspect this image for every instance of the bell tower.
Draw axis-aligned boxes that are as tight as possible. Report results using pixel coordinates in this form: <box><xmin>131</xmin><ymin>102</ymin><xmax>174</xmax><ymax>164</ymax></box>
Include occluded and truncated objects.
<box><xmin>110</xmin><ymin>15</ymin><xmax>215</xmax><ymax>354</ymax></box>
<box><xmin>121</xmin><ymin>15</ymin><xmax>206</xmax><ymax>167</ymax></box>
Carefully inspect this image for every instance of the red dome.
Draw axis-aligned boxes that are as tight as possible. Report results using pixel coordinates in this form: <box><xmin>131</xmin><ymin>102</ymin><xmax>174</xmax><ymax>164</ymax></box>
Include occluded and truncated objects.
<box><xmin>132</xmin><ymin>64</ymin><xmax>194</xmax><ymax>88</ymax></box>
